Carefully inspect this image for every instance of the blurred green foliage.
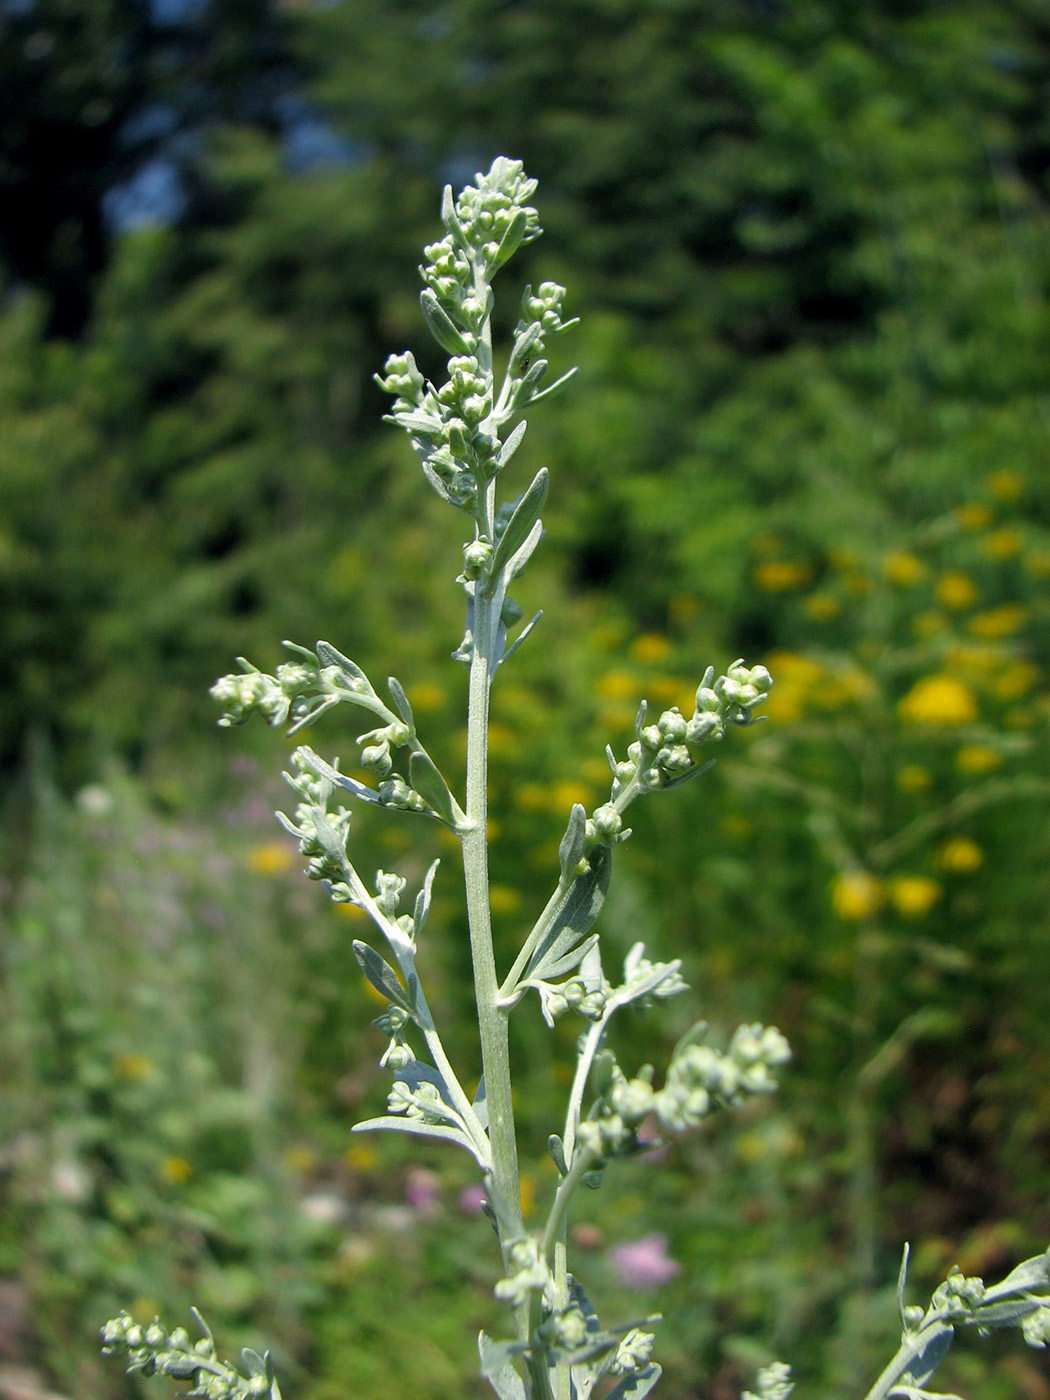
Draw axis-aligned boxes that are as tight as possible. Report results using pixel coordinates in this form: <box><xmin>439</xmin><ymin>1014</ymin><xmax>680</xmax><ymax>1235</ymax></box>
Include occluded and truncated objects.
<box><xmin>2</xmin><ymin>1</ymin><xmax>1050</xmax><ymax>1397</ymax></box>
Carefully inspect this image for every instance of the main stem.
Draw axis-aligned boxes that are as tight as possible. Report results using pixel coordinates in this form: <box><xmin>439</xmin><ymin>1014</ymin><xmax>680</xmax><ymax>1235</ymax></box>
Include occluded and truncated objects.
<box><xmin>462</xmin><ymin>584</ymin><xmax>527</xmax><ymax>1301</ymax></box>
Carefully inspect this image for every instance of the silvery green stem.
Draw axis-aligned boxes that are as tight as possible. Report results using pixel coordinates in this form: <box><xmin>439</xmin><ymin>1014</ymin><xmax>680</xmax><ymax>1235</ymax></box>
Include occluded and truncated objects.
<box><xmin>462</xmin><ymin>583</ymin><xmax>525</xmax><ymax>1280</ymax></box>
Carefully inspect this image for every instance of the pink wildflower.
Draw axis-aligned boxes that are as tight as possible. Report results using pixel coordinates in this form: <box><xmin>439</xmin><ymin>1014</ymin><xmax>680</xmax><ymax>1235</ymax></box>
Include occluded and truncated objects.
<box><xmin>608</xmin><ymin>1232</ymin><xmax>681</xmax><ymax>1289</ymax></box>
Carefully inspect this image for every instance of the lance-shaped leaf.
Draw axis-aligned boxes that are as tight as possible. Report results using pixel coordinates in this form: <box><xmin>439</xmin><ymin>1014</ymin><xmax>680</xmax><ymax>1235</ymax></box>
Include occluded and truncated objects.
<box><xmin>531</xmin><ymin>365</ymin><xmax>579</xmax><ymax>405</ymax></box>
<box><xmin>387</xmin><ymin>676</ymin><xmax>415</xmax><ymax>730</ymax></box>
<box><xmin>982</xmin><ymin>1250</ymin><xmax>1050</xmax><ymax>1303</ymax></box>
<box><xmin>391</xmin><ymin>408</ymin><xmax>445</xmax><ymax>436</ymax></box>
<box><xmin>511</xmin><ymin>358</ymin><xmax>548</xmax><ymax>407</ymax></box>
<box><xmin>352</xmin><ymin>1115</ymin><xmax>484</xmax><ymax>1165</ymax></box>
<box><xmin>559</xmin><ymin>802</ymin><xmax>588</xmax><ymax>882</ymax></box>
<box><xmin>441</xmin><ymin>183</ymin><xmax>467</xmax><ymax>245</ymax></box>
<box><xmin>488</xmin><ymin>207</ymin><xmax>530</xmax><ymax>273</ymax></box>
<box><xmin>522</xmin><ymin>844</ymin><xmax>612</xmax><ymax>987</ymax></box>
<box><xmin>352</xmin><ymin>941</ymin><xmax>417</xmax><ymax>1020</ymax></box>
<box><xmin>421</xmin><ymin>288</ymin><xmax>474</xmax><ymax>356</ymax></box>
<box><xmin>487</xmin><ymin>468</ymin><xmax>549</xmax><ymax>588</ymax></box>
<box><xmin>297</xmin><ymin>749</ymin><xmax>382</xmax><ymax>805</ymax></box>
<box><xmin>479</xmin><ymin>1332</ymin><xmax>527</xmax><ymax>1400</ymax></box>
<box><xmin>472</xmin><ymin>1075</ymin><xmax>489</xmax><ymax>1130</ymax></box>
<box><xmin>604</xmin><ymin>1365</ymin><xmax>662</xmax><ymax>1400</ymax></box>
<box><xmin>902</xmin><ymin>1325</ymin><xmax>954</xmax><ymax>1389</ymax></box>
<box><xmin>499</xmin><ymin>610</ymin><xmax>543</xmax><ymax>668</ymax></box>
<box><xmin>316</xmin><ymin>641</ymin><xmax>378</xmax><ymax>699</ymax></box>
<box><xmin>409</xmin><ymin>749</ymin><xmax>459</xmax><ymax>826</ymax></box>
<box><xmin>496</xmin><ymin>419</ymin><xmax>528</xmax><ymax>471</ymax></box>
<box><xmin>413</xmin><ymin>859</ymin><xmax>441</xmax><ymax>937</ymax></box>
<box><xmin>506</xmin><ymin>519</ymin><xmax>544</xmax><ymax>583</ymax></box>
<box><xmin>509</xmin><ymin>319</ymin><xmax>543</xmax><ymax>376</ymax></box>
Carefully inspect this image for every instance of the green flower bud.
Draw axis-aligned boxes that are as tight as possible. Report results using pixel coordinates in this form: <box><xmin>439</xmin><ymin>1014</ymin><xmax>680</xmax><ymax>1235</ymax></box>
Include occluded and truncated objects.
<box><xmin>462</xmin><ymin>540</ymin><xmax>494</xmax><ymax>580</ymax></box>
<box><xmin>592</xmin><ymin>803</ymin><xmax>622</xmax><ymax>840</ymax></box>
<box><xmin>658</xmin><ymin>708</ymin><xmax>688</xmax><ymax>741</ymax></box>
<box><xmin>686</xmin><ymin>713</ymin><xmax>723</xmax><ymax>744</ymax></box>
<box><xmin>360</xmin><ymin>742</ymin><xmax>392</xmax><ymax>775</ymax></box>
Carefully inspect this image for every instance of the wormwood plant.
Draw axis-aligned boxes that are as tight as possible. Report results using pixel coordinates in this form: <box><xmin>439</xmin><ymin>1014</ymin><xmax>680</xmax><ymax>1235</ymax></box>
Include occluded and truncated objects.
<box><xmin>103</xmin><ymin>159</ymin><xmax>1050</xmax><ymax>1400</ymax></box>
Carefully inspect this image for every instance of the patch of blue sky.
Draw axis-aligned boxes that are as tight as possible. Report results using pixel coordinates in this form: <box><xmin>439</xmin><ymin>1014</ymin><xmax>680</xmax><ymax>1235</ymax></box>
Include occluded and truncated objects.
<box><xmin>103</xmin><ymin>158</ymin><xmax>185</xmax><ymax>234</ymax></box>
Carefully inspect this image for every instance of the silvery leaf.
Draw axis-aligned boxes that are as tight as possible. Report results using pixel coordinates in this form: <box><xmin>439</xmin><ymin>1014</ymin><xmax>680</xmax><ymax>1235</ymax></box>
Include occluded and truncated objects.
<box><xmin>479</xmin><ymin>1332</ymin><xmax>526</xmax><ymax>1400</ymax></box>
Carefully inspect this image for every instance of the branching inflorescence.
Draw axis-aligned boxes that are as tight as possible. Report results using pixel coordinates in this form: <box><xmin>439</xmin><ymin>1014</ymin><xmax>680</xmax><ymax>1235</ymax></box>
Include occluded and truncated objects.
<box><xmin>105</xmin><ymin>159</ymin><xmax>1050</xmax><ymax>1400</ymax></box>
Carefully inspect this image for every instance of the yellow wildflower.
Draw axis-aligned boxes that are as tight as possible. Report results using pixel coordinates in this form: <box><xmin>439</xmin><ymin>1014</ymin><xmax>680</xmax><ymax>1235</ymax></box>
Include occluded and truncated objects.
<box><xmin>550</xmin><ymin>780</ymin><xmax>593</xmax><ymax>812</ymax></box>
<box><xmin>767</xmin><ymin>651</ymin><xmax>823</xmax><ymax>686</ymax></box>
<box><xmin>346</xmin><ymin>1143</ymin><xmax>377</xmax><ymax>1172</ymax></box>
<box><xmin>283</xmin><ymin>1145</ymin><xmax>316</xmax><ymax>1174</ymax></box>
<box><xmin>333</xmin><ymin>901</ymin><xmax>367</xmax><ymax>920</ymax></box>
<box><xmin>935</xmin><ymin>572</ymin><xmax>978</xmax><ymax>610</ymax></box>
<box><xmin>649</xmin><ymin>675</ymin><xmax>689</xmax><ymax>705</ymax></box>
<box><xmin>159</xmin><ymin>1156</ymin><xmax>193</xmax><ymax>1185</ymax></box>
<box><xmin>995</xmin><ymin>661</ymin><xmax>1040</xmax><ymax>701</ymax></box>
<box><xmin>897</xmin><ymin>765</ymin><xmax>932</xmax><ymax>794</ymax></box>
<box><xmin>489</xmin><ymin>884</ymin><xmax>522</xmax><ymax>915</ymax></box>
<box><xmin>406</xmin><ymin>681</ymin><xmax>446</xmax><ymax>712</ymax></box>
<box><xmin>831</xmin><ymin>871</ymin><xmax>883</xmax><ymax>921</ymax></box>
<box><xmin>486</xmin><ymin>721</ymin><xmax>519</xmax><ymax>757</ymax></box>
<box><xmin>803</xmin><ymin>592</ymin><xmax>841</xmax><ymax>621</ymax></box>
<box><xmin>514</xmin><ymin>782</ymin><xmax>548</xmax><ymax>812</ymax></box>
<box><xmin>937</xmin><ymin>838</ymin><xmax>984</xmax><ymax>873</ymax></box>
<box><xmin>361</xmin><ymin>977</ymin><xmax>390</xmax><ymax>1005</ymax></box>
<box><xmin>968</xmin><ymin>604</ymin><xmax>1030</xmax><ymax>641</ymax></box>
<box><xmin>967</xmin><ymin>605</ymin><xmax>1028</xmax><ymax>640</ymax></box>
<box><xmin>248</xmin><ymin>841</ymin><xmax>295</xmax><ymax>876</ymax></box>
<box><xmin>986</xmin><ymin>469</ymin><xmax>1024</xmax><ymax>501</ymax></box>
<box><xmin>912</xmin><ymin>611</ymin><xmax>948</xmax><ymax>639</ymax></box>
<box><xmin>883</xmin><ymin>552</ymin><xmax>926</xmax><ymax>586</ymax></box>
<box><xmin>956</xmin><ymin>503</ymin><xmax>993</xmax><ymax>530</ymax></box>
<box><xmin>984</xmin><ymin>527</ymin><xmax>1023</xmax><ymax>559</ymax></box>
<box><xmin>1024</xmin><ymin>550</ymin><xmax>1050</xmax><ymax>578</ymax></box>
<box><xmin>113</xmin><ymin>1053</ymin><xmax>154</xmax><ymax>1081</ymax></box>
<box><xmin>519</xmin><ymin>1172</ymin><xmax>536</xmax><ymax>1218</ymax></box>
<box><xmin>955</xmin><ymin>745</ymin><xmax>1002</xmax><ymax>775</ymax></box>
<box><xmin>888</xmin><ymin>875</ymin><xmax>942</xmax><ymax>918</ymax></box>
<box><xmin>753</xmin><ymin>559</ymin><xmax>813</xmax><ymax>592</ymax></box>
<box><xmin>597</xmin><ymin>670</ymin><xmax>638</xmax><ymax>701</ymax></box>
<box><xmin>898</xmin><ymin>675</ymin><xmax>978</xmax><ymax>726</ymax></box>
<box><xmin>630</xmin><ymin>633</ymin><xmax>672</xmax><ymax>664</ymax></box>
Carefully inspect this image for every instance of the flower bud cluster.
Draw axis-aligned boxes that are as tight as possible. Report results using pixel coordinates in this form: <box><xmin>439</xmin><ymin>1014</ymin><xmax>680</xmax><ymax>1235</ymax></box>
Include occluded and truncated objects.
<box><xmin>387</xmin><ymin>1078</ymin><xmax>446</xmax><ymax>1124</ymax></box>
<box><xmin>595</xmin><ymin>660</ymin><xmax>773</xmax><ymax>847</ymax></box>
<box><xmin>494</xmin><ymin>1237</ymin><xmax>552</xmax><ymax>1309</ymax></box>
<box><xmin>520</xmin><ymin>281</ymin><xmax>573</xmax><ymax>338</ymax></box>
<box><xmin>437</xmin><ymin>354</ymin><xmax>492</xmax><ymax>426</ymax></box>
<box><xmin>538</xmin><ymin>977</ymin><xmax>607</xmax><ymax>1024</ymax></box>
<box><xmin>651</xmin><ymin>1024</ymin><xmax>791</xmax><ymax>1134</ymax></box>
<box><xmin>743</xmin><ymin>1363</ymin><xmax>794</xmax><ymax>1400</ymax></box>
<box><xmin>420</xmin><ymin>234</ymin><xmax>478</xmax><ymax>326</ymax></box>
<box><xmin>374</xmin><ymin>350</ymin><xmax>425</xmax><ymax>411</ymax></box>
<box><xmin>356</xmin><ymin>718</ymin><xmax>411</xmax><ymax>778</ymax></box>
<box><xmin>931</xmin><ymin>1268</ymin><xmax>986</xmax><ymax>1319</ymax></box>
<box><xmin>1022</xmin><ymin>1304</ymin><xmax>1050</xmax><ymax>1349</ymax></box>
<box><xmin>577</xmin><ymin>1062</ymin><xmax>658</xmax><ymax>1163</ymax></box>
<box><xmin>211</xmin><ymin>657</ymin><xmax>318</xmax><ymax>730</ymax></box>
<box><xmin>537</xmin><ymin>1305</ymin><xmax>589</xmax><ymax>1352</ymax></box>
<box><xmin>611</xmin><ymin>1328</ymin><xmax>656</xmax><ymax>1376</ymax></box>
<box><xmin>278</xmin><ymin>754</ymin><xmax>352</xmax><ymax>887</ymax></box>
<box><xmin>100</xmin><ymin>1312</ymin><xmax>271</xmax><ymax>1398</ymax></box>
<box><xmin>454</xmin><ymin>157</ymin><xmax>541</xmax><ymax>273</ymax></box>
<box><xmin>376</xmin><ymin>1004</ymin><xmax>413</xmax><ymax>1070</ymax></box>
